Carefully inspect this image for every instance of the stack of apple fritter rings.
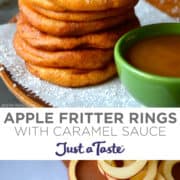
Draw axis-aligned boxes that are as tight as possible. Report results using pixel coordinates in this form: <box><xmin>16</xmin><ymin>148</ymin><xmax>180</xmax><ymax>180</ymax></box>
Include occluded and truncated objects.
<box><xmin>14</xmin><ymin>0</ymin><xmax>140</xmax><ymax>87</ymax></box>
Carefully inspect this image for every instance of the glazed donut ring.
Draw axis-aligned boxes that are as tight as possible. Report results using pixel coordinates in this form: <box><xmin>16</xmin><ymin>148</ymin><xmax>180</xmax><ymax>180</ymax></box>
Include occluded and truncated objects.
<box><xmin>14</xmin><ymin>32</ymin><xmax>113</xmax><ymax>70</ymax></box>
<box><xmin>19</xmin><ymin>0</ymin><xmax>136</xmax><ymax>36</ymax></box>
<box><xmin>26</xmin><ymin>62</ymin><xmax>117</xmax><ymax>87</ymax></box>
<box><xmin>51</xmin><ymin>0</ymin><xmax>138</xmax><ymax>11</ymax></box>
<box><xmin>17</xmin><ymin>14</ymin><xmax>139</xmax><ymax>50</ymax></box>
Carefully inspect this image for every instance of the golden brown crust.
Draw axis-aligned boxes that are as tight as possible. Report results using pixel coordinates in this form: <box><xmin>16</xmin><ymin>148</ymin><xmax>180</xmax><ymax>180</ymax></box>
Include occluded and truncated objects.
<box><xmin>19</xmin><ymin>0</ymin><xmax>136</xmax><ymax>36</ymax></box>
<box><xmin>51</xmin><ymin>0</ymin><xmax>138</xmax><ymax>11</ymax></box>
<box><xmin>146</xmin><ymin>0</ymin><xmax>180</xmax><ymax>17</ymax></box>
<box><xmin>14</xmin><ymin>32</ymin><xmax>114</xmax><ymax>70</ymax></box>
<box><xmin>29</xmin><ymin>1</ymin><xmax>137</xmax><ymax>22</ymax></box>
<box><xmin>25</xmin><ymin>0</ymin><xmax>65</xmax><ymax>12</ymax></box>
<box><xmin>26</xmin><ymin>62</ymin><xmax>117</xmax><ymax>87</ymax></box>
<box><xmin>17</xmin><ymin>14</ymin><xmax>139</xmax><ymax>50</ymax></box>
<box><xmin>14</xmin><ymin>0</ymin><xmax>138</xmax><ymax>88</ymax></box>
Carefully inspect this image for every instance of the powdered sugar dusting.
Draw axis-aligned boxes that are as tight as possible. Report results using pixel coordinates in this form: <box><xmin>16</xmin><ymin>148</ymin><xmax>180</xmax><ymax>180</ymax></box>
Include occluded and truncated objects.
<box><xmin>0</xmin><ymin>0</ymin><xmax>178</xmax><ymax>107</ymax></box>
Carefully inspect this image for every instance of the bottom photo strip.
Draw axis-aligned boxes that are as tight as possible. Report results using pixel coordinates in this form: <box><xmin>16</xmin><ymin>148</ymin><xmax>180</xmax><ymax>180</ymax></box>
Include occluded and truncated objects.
<box><xmin>0</xmin><ymin>160</ymin><xmax>179</xmax><ymax>180</ymax></box>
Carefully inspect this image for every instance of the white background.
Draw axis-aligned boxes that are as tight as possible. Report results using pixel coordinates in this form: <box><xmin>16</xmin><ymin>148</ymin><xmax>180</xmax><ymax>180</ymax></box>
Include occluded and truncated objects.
<box><xmin>0</xmin><ymin>108</ymin><xmax>179</xmax><ymax>160</ymax></box>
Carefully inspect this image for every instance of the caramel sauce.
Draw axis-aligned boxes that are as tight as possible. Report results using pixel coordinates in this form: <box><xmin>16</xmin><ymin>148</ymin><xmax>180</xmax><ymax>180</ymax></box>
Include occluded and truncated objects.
<box><xmin>76</xmin><ymin>161</ymin><xmax>107</xmax><ymax>180</ymax></box>
<box><xmin>115</xmin><ymin>160</ymin><xmax>124</xmax><ymax>167</ymax></box>
<box><xmin>126</xmin><ymin>35</ymin><xmax>180</xmax><ymax>77</ymax></box>
<box><xmin>172</xmin><ymin>162</ymin><xmax>180</xmax><ymax>180</ymax></box>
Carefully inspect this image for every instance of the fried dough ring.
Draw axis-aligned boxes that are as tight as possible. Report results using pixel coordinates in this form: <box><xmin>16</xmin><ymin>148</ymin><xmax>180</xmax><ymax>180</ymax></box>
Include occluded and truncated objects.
<box><xmin>31</xmin><ymin>6</ymin><xmax>128</xmax><ymax>22</ymax></box>
<box><xmin>130</xmin><ymin>169</ymin><xmax>147</xmax><ymax>180</ymax></box>
<box><xmin>98</xmin><ymin>161</ymin><xmax>139</xmax><ymax>180</ymax></box>
<box><xmin>98</xmin><ymin>160</ymin><xmax>147</xmax><ymax>179</ymax></box>
<box><xmin>156</xmin><ymin>173</ymin><xmax>165</xmax><ymax>180</ymax></box>
<box><xmin>29</xmin><ymin>1</ymin><xmax>137</xmax><ymax>22</ymax></box>
<box><xmin>98</xmin><ymin>161</ymin><xmax>157</xmax><ymax>180</ymax></box>
<box><xmin>69</xmin><ymin>160</ymin><xmax>78</xmax><ymax>180</ymax></box>
<box><xmin>14</xmin><ymin>33</ymin><xmax>113</xmax><ymax>70</ymax></box>
<box><xmin>19</xmin><ymin>0</ymin><xmax>136</xmax><ymax>36</ymax></box>
<box><xmin>26</xmin><ymin>0</ymin><xmax>65</xmax><ymax>11</ymax></box>
<box><xmin>130</xmin><ymin>161</ymin><xmax>158</xmax><ymax>180</ymax></box>
<box><xmin>26</xmin><ymin>62</ymin><xmax>117</xmax><ymax>87</ymax></box>
<box><xmin>51</xmin><ymin>0</ymin><xmax>138</xmax><ymax>11</ymax></box>
<box><xmin>97</xmin><ymin>162</ymin><xmax>117</xmax><ymax>180</ymax></box>
<box><xmin>17</xmin><ymin>15</ymin><xmax>139</xmax><ymax>51</ymax></box>
<box><xmin>159</xmin><ymin>160</ymin><xmax>180</xmax><ymax>180</ymax></box>
<box><xmin>144</xmin><ymin>161</ymin><xmax>158</xmax><ymax>180</ymax></box>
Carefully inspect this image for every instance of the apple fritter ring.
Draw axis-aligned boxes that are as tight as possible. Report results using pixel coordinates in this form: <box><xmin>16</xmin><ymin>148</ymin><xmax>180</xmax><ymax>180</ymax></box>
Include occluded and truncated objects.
<box><xmin>17</xmin><ymin>16</ymin><xmax>139</xmax><ymax>51</ymax></box>
<box><xmin>98</xmin><ymin>160</ymin><xmax>147</xmax><ymax>179</ymax></box>
<box><xmin>29</xmin><ymin>1</ymin><xmax>137</xmax><ymax>22</ymax></box>
<box><xmin>26</xmin><ymin>0</ymin><xmax>65</xmax><ymax>12</ymax></box>
<box><xmin>146</xmin><ymin>0</ymin><xmax>180</xmax><ymax>17</ymax></box>
<box><xmin>14</xmin><ymin>33</ymin><xmax>113</xmax><ymax>70</ymax></box>
<box><xmin>159</xmin><ymin>161</ymin><xmax>180</xmax><ymax>180</ymax></box>
<box><xmin>51</xmin><ymin>0</ymin><xmax>138</xmax><ymax>11</ymax></box>
<box><xmin>26</xmin><ymin>62</ymin><xmax>117</xmax><ymax>87</ymax></box>
<box><xmin>19</xmin><ymin>0</ymin><xmax>136</xmax><ymax>36</ymax></box>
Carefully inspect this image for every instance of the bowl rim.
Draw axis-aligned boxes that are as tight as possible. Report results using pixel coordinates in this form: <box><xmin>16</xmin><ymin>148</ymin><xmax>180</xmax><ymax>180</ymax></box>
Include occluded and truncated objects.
<box><xmin>115</xmin><ymin>23</ymin><xmax>180</xmax><ymax>83</ymax></box>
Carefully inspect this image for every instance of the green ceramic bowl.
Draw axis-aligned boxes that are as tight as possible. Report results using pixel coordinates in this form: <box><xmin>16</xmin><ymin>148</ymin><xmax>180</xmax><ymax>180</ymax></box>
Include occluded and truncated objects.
<box><xmin>115</xmin><ymin>23</ymin><xmax>180</xmax><ymax>107</ymax></box>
